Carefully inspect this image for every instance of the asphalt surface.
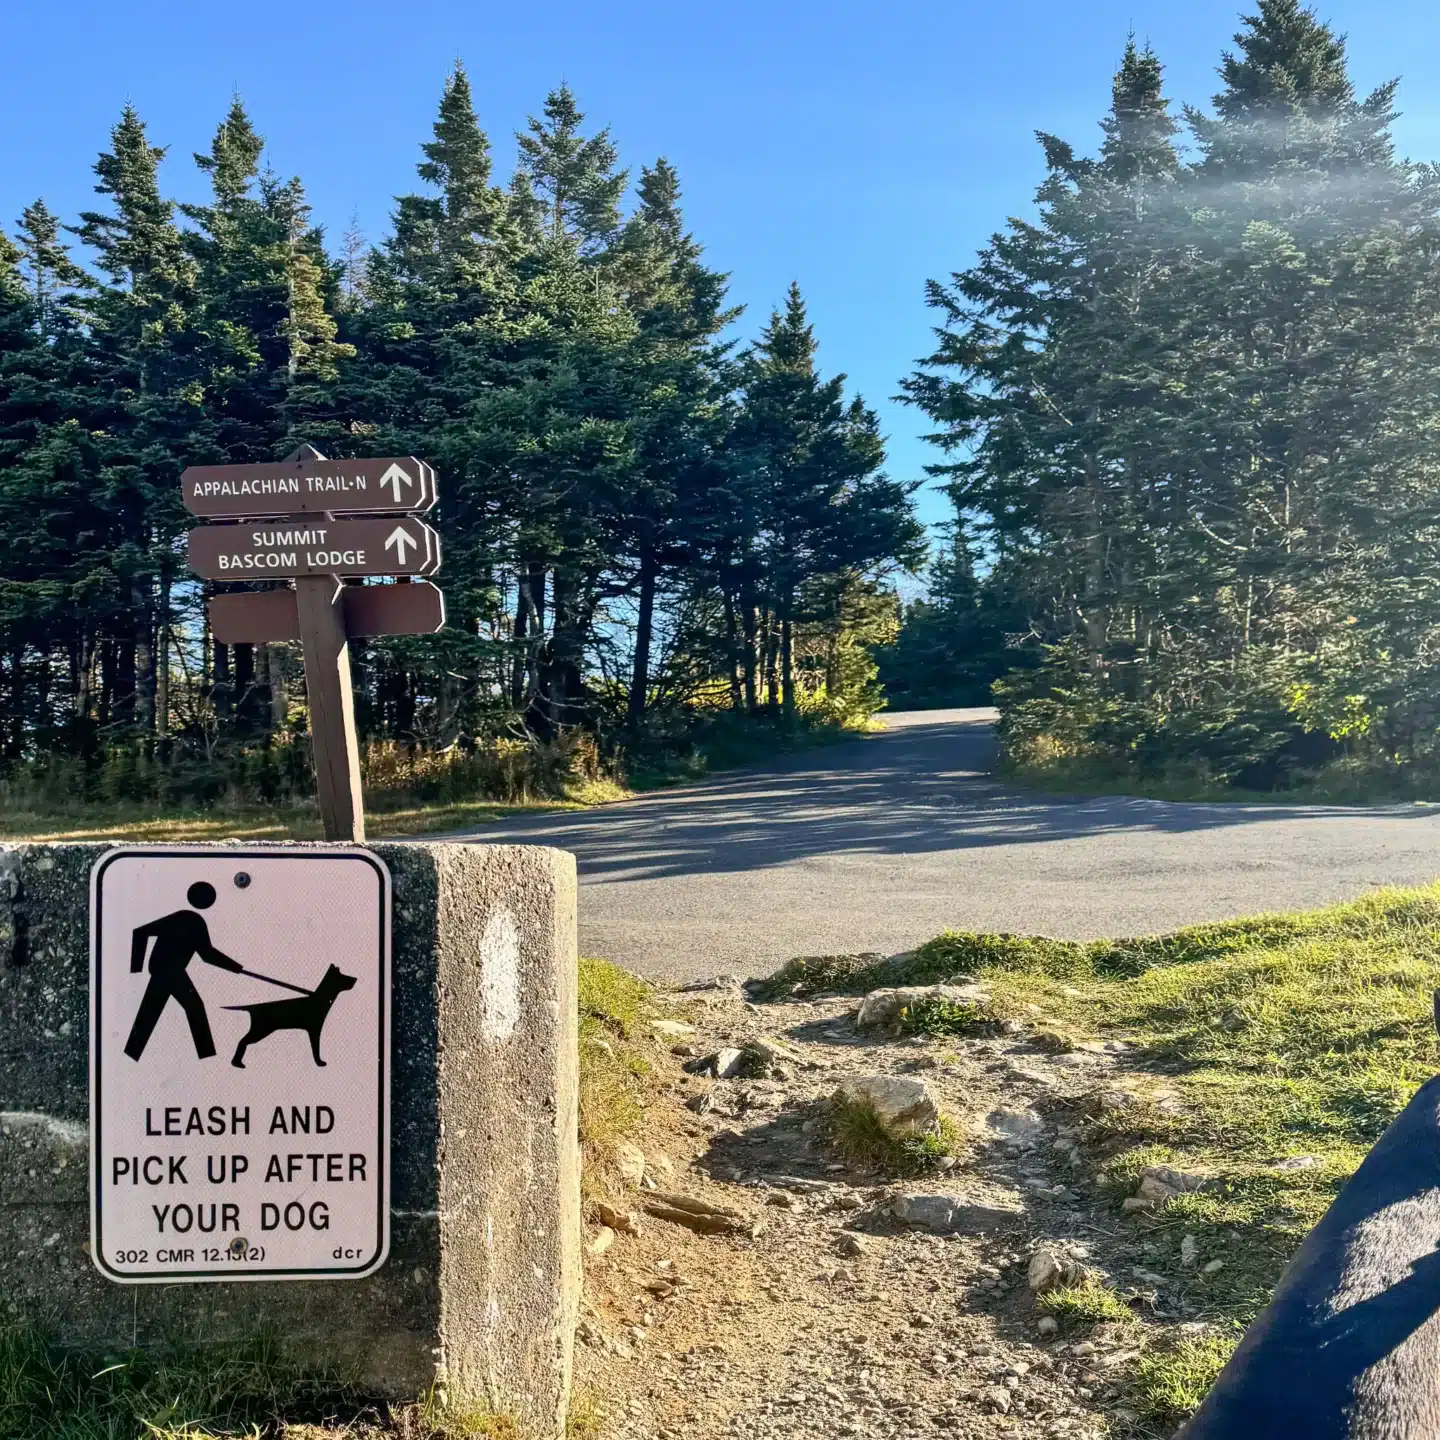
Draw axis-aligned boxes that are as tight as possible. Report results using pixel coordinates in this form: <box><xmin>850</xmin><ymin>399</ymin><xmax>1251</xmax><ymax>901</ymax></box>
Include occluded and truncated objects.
<box><xmin>458</xmin><ymin>708</ymin><xmax>1440</xmax><ymax>982</ymax></box>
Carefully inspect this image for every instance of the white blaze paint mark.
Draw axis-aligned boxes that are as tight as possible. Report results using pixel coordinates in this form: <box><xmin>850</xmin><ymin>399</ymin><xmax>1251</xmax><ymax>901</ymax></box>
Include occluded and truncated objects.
<box><xmin>479</xmin><ymin>907</ymin><xmax>521</xmax><ymax>1042</ymax></box>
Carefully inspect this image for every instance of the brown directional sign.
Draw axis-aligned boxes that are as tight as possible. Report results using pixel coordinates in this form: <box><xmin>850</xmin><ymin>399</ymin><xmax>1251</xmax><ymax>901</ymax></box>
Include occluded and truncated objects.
<box><xmin>208</xmin><ymin>582</ymin><xmax>446</xmax><ymax>645</ymax></box>
<box><xmin>182</xmin><ymin>457</ymin><xmax>436</xmax><ymax>518</ymax></box>
<box><xmin>188</xmin><ymin>517</ymin><xmax>441</xmax><ymax>580</ymax></box>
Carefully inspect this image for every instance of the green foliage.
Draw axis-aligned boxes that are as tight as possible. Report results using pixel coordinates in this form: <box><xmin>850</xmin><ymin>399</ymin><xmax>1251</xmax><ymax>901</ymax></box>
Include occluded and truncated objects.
<box><xmin>906</xmin><ymin>7</ymin><xmax>1440</xmax><ymax>794</ymax></box>
<box><xmin>901</xmin><ymin>995</ymin><xmax>992</xmax><ymax>1037</ymax></box>
<box><xmin>1133</xmin><ymin>1333</ymin><xmax>1240</xmax><ymax>1427</ymax></box>
<box><xmin>1035</xmin><ymin>1278</ymin><xmax>1140</xmax><ymax>1332</ymax></box>
<box><xmin>828</xmin><ymin>1093</ymin><xmax>960</xmax><ymax>1176</ymax></box>
<box><xmin>577</xmin><ymin>957</ymin><xmax>657</xmax><ymax>1193</ymax></box>
<box><xmin>0</xmin><ymin>74</ymin><xmax>918</xmax><ymax>788</ymax></box>
<box><xmin>0</xmin><ymin>1324</ymin><xmax>354</xmax><ymax>1438</ymax></box>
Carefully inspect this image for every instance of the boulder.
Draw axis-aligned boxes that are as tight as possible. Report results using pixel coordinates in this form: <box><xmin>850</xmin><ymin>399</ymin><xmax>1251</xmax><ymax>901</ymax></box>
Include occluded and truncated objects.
<box><xmin>837</xmin><ymin>1075</ymin><xmax>940</xmax><ymax>1136</ymax></box>
<box><xmin>649</xmin><ymin>1019</ymin><xmax>696</xmax><ymax>1040</ymax></box>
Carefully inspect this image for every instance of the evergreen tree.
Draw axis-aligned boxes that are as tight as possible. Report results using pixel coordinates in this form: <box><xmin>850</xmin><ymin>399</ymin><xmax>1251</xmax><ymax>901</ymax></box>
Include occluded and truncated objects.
<box><xmin>735</xmin><ymin>284</ymin><xmax>921</xmax><ymax>715</ymax></box>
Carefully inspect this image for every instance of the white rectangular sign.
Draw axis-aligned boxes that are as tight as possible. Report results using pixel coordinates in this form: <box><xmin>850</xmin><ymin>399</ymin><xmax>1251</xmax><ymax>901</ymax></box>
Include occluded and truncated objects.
<box><xmin>90</xmin><ymin>847</ymin><xmax>390</xmax><ymax>1283</ymax></box>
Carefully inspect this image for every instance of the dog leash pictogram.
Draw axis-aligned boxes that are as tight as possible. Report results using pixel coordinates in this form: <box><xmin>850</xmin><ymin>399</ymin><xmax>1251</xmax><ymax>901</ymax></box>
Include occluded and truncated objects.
<box><xmin>233</xmin><ymin>966</ymin><xmax>311</xmax><ymax>996</ymax></box>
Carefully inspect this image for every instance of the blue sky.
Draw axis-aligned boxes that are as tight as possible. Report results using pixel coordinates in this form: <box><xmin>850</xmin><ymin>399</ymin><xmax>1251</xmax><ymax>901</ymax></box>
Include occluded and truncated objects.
<box><xmin>6</xmin><ymin>0</ymin><xmax>1440</xmax><ymax>538</ymax></box>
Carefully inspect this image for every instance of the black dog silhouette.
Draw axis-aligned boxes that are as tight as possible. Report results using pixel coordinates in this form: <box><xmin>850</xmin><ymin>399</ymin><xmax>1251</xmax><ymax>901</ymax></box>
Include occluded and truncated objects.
<box><xmin>225</xmin><ymin>964</ymin><xmax>357</xmax><ymax>1068</ymax></box>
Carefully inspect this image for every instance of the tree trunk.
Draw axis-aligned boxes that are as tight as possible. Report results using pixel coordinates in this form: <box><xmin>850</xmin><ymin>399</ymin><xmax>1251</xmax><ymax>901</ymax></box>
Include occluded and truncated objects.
<box><xmin>781</xmin><ymin>612</ymin><xmax>795</xmax><ymax>720</ymax></box>
<box><xmin>266</xmin><ymin>645</ymin><xmax>287</xmax><ymax>732</ymax></box>
<box><xmin>214</xmin><ymin>640</ymin><xmax>233</xmax><ymax>721</ymax></box>
<box><xmin>723</xmin><ymin>588</ymin><xmax>743</xmax><ymax>711</ymax></box>
<box><xmin>741</xmin><ymin>596</ymin><xmax>759</xmax><ymax>713</ymax></box>
<box><xmin>234</xmin><ymin>643</ymin><xmax>258</xmax><ymax>731</ymax></box>
<box><xmin>628</xmin><ymin>544</ymin><xmax>657</xmax><ymax>732</ymax></box>
<box><xmin>763</xmin><ymin>612</ymin><xmax>780</xmax><ymax>717</ymax></box>
<box><xmin>546</xmin><ymin>566</ymin><xmax>585</xmax><ymax>734</ymax></box>
<box><xmin>134</xmin><ymin>583</ymin><xmax>156</xmax><ymax>742</ymax></box>
<box><xmin>155</xmin><ymin>579</ymin><xmax>171</xmax><ymax>741</ymax></box>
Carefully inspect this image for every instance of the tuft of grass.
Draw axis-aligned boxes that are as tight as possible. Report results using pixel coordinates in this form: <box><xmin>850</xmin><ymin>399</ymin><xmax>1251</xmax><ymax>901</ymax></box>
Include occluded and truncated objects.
<box><xmin>1037</xmin><ymin>1278</ymin><xmax>1140</xmax><ymax>1333</ymax></box>
<box><xmin>752</xmin><ymin>952</ymin><xmax>892</xmax><ymax>999</ymax></box>
<box><xmin>901</xmin><ymin>995</ymin><xmax>995</xmax><ymax>1037</ymax></box>
<box><xmin>1133</xmin><ymin>1332</ymin><xmax>1240</xmax><ymax>1427</ymax></box>
<box><xmin>828</xmin><ymin>1093</ymin><xmax>961</xmax><ymax>1176</ymax></box>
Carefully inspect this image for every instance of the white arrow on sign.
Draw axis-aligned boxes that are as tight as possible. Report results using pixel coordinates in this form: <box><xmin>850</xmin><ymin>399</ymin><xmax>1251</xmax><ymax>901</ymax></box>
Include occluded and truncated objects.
<box><xmin>379</xmin><ymin>462</ymin><xmax>414</xmax><ymax>502</ymax></box>
<box><xmin>385</xmin><ymin>526</ymin><xmax>418</xmax><ymax>565</ymax></box>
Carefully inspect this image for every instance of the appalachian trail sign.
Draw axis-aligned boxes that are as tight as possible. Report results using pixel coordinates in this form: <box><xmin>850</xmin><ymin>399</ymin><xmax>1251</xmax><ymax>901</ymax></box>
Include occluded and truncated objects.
<box><xmin>186</xmin><ymin>445</ymin><xmax>445</xmax><ymax>842</ymax></box>
<box><xmin>89</xmin><ymin>847</ymin><xmax>391</xmax><ymax>1283</ymax></box>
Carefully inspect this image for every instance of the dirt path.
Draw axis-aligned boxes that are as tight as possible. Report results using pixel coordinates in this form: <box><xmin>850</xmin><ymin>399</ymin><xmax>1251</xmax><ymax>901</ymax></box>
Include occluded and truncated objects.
<box><xmin>576</xmin><ymin>979</ymin><xmax>1196</xmax><ymax>1440</ymax></box>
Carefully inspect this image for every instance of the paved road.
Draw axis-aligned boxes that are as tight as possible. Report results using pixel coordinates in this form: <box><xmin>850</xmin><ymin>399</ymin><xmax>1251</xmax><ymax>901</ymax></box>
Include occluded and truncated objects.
<box><xmin>458</xmin><ymin>708</ymin><xmax>1440</xmax><ymax>982</ymax></box>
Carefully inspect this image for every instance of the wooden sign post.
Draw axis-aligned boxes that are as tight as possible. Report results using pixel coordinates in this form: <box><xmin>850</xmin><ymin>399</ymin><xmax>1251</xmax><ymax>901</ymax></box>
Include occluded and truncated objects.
<box><xmin>183</xmin><ymin>445</ymin><xmax>444</xmax><ymax>843</ymax></box>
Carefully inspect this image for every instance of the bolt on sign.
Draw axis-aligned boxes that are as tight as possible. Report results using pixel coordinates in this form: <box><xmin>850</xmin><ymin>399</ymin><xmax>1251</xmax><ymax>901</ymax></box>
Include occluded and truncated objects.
<box><xmin>89</xmin><ymin>848</ymin><xmax>391</xmax><ymax>1282</ymax></box>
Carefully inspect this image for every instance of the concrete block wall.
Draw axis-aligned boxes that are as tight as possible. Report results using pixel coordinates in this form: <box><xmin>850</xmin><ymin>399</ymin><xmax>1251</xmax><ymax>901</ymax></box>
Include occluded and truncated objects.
<box><xmin>0</xmin><ymin>841</ymin><xmax>580</xmax><ymax>1438</ymax></box>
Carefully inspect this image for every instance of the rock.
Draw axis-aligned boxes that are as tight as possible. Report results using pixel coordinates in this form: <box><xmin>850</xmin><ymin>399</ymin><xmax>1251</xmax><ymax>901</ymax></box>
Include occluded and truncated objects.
<box><xmin>1027</xmin><ymin>1246</ymin><xmax>1082</xmax><ymax>1293</ymax></box>
<box><xmin>854</xmin><ymin>982</ymin><xmax>987</xmax><ymax>1029</ymax></box>
<box><xmin>1180</xmin><ymin>1234</ymin><xmax>1199</xmax><ymax>1268</ymax></box>
<box><xmin>1273</xmin><ymin>1154</ymin><xmax>1320</xmax><ymax>1171</ymax></box>
<box><xmin>1037</xmin><ymin>1315</ymin><xmax>1059</xmax><ymax>1337</ymax></box>
<box><xmin>1142</xmin><ymin>1164</ymin><xmax>1208</xmax><ymax>1194</ymax></box>
<box><xmin>644</xmin><ymin>1191</ymin><xmax>757</xmax><ymax>1237</ymax></box>
<box><xmin>890</xmin><ymin>1190</ymin><xmax>1024</xmax><ymax>1235</ymax></box>
<box><xmin>645</xmin><ymin>1152</ymin><xmax>676</xmax><ymax>1185</ymax></box>
<box><xmin>595</xmin><ymin>1203</ymin><xmax>642</xmax><ymax>1235</ymax></box>
<box><xmin>615</xmin><ymin>1140</ymin><xmax>647</xmax><ymax>1188</ymax></box>
<box><xmin>1203</xmin><ymin>1259</ymin><xmax>1225</xmax><ymax>1274</ymax></box>
<box><xmin>988</xmin><ymin>1107</ymin><xmax>1046</xmax><ymax>1146</ymax></box>
<box><xmin>766</xmin><ymin>1190</ymin><xmax>800</xmax><ymax>1209</ymax></box>
<box><xmin>1088</xmin><ymin>1088</ymin><xmax>1140</xmax><ymax>1114</ymax></box>
<box><xmin>589</xmin><ymin>1225</ymin><xmax>617</xmax><ymax>1256</ymax></box>
<box><xmin>1121</xmin><ymin>1196</ymin><xmax>1153</xmax><ymax>1213</ymax></box>
<box><xmin>836</xmin><ymin>1075</ymin><xmax>940</xmax><ymax>1136</ymax></box>
<box><xmin>742</xmin><ymin>1035</ymin><xmax>803</xmax><ymax>1072</ymax></box>
<box><xmin>979</xmin><ymin>1385</ymin><xmax>1012</xmax><ymax>1414</ymax></box>
<box><xmin>714</xmin><ymin>1047</ymin><xmax>746</xmax><ymax>1079</ymax></box>
<box><xmin>837</xmin><ymin>1232</ymin><xmax>869</xmax><ymax>1257</ymax></box>
<box><xmin>649</xmin><ymin>1019</ymin><xmax>697</xmax><ymax>1040</ymax></box>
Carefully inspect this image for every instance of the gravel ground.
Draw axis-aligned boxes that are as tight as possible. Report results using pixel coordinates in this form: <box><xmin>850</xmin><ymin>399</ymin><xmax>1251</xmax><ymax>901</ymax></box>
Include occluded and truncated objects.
<box><xmin>576</xmin><ymin>978</ymin><xmax>1212</xmax><ymax>1440</ymax></box>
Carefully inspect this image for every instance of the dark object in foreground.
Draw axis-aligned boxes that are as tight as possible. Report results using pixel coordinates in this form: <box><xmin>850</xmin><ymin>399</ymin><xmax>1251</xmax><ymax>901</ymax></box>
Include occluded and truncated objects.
<box><xmin>1181</xmin><ymin>990</ymin><xmax>1440</xmax><ymax>1438</ymax></box>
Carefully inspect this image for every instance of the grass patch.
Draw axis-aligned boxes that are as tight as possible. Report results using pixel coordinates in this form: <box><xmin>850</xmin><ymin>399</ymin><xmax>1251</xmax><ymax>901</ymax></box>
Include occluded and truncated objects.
<box><xmin>828</xmin><ymin>1093</ymin><xmax>961</xmax><ymax>1176</ymax></box>
<box><xmin>1133</xmin><ymin>1332</ymin><xmax>1240</xmax><ymax>1427</ymax></box>
<box><xmin>0</xmin><ymin>796</ymin><xmax>587</xmax><ymax>844</ymax></box>
<box><xmin>866</xmin><ymin>882</ymin><xmax>1440</xmax><ymax>1420</ymax></box>
<box><xmin>1036</xmin><ymin>1277</ymin><xmax>1140</xmax><ymax>1333</ymax></box>
<box><xmin>577</xmin><ymin>957</ymin><xmax>662</xmax><ymax>1196</ymax></box>
<box><xmin>901</xmin><ymin>995</ymin><xmax>995</xmax><ymax>1038</ymax></box>
<box><xmin>1004</xmin><ymin>751</ymin><xmax>1440</xmax><ymax>806</ymax></box>
<box><xmin>0</xmin><ymin>1325</ymin><xmax>361</xmax><ymax>1439</ymax></box>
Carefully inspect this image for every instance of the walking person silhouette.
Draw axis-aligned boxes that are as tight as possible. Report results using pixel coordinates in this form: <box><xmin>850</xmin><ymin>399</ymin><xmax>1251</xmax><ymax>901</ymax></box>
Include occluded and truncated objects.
<box><xmin>124</xmin><ymin>881</ymin><xmax>244</xmax><ymax>1062</ymax></box>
